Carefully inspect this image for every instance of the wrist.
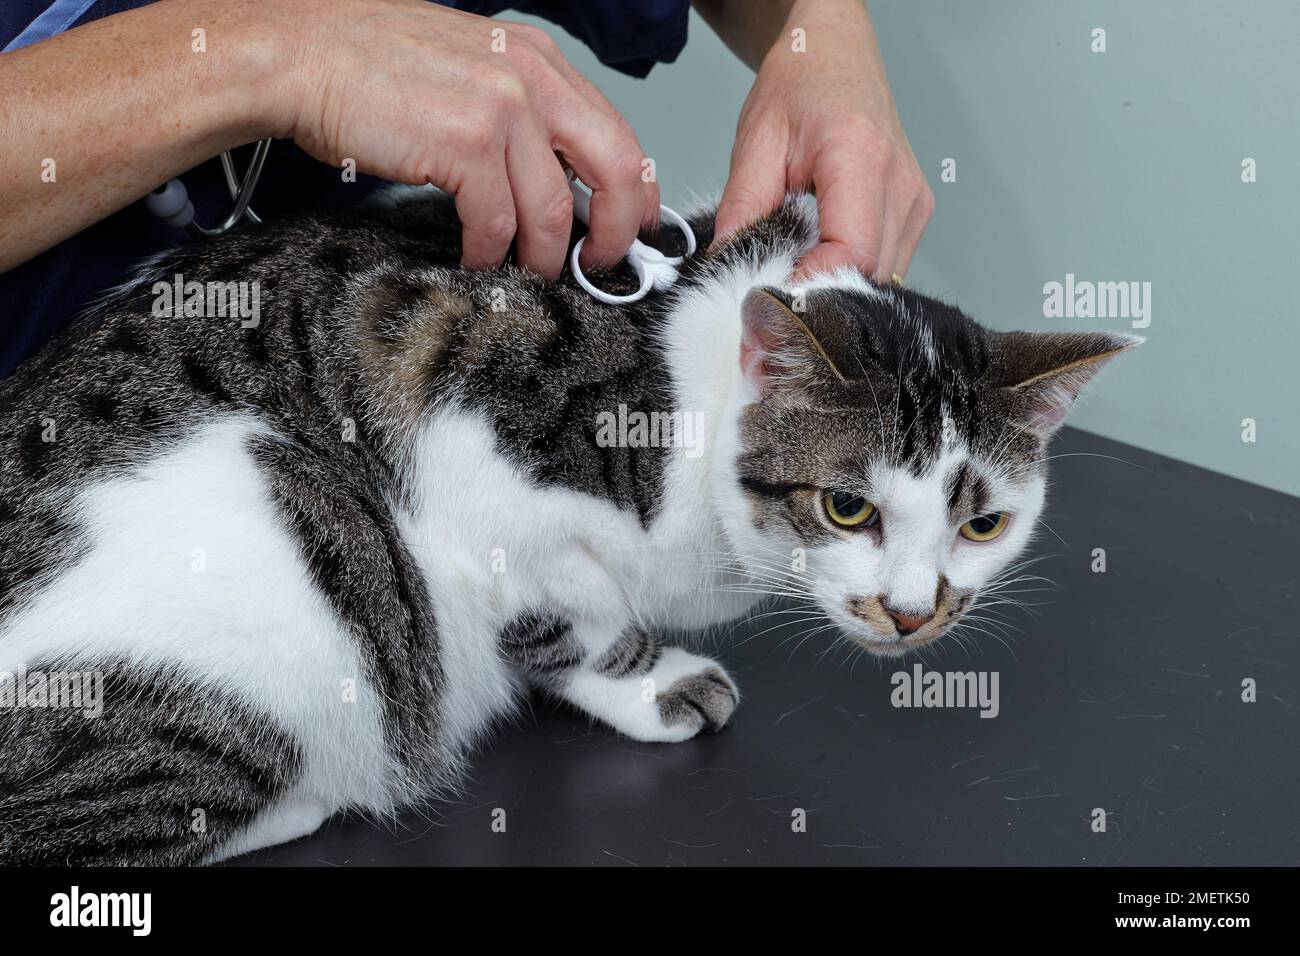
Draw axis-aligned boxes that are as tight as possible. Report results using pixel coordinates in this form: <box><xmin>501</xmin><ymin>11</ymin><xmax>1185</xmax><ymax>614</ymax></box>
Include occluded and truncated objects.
<box><xmin>176</xmin><ymin>0</ymin><xmax>304</xmax><ymax>144</ymax></box>
<box><xmin>759</xmin><ymin>0</ymin><xmax>876</xmax><ymax>82</ymax></box>
<box><xmin>770</xmin><ymin>0</ymin><xmax>870</xmax><ymax>56</ymax></box>
<box><xmin>223</xmin><ymin>0</ymin><xmax>302</xmax><ymax>141</ymax></box>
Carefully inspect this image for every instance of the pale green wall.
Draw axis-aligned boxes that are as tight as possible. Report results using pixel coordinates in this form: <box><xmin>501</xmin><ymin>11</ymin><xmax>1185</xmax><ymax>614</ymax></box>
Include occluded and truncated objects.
<box><xmin>517</xmin><ymin>1</ymin><xmax>1299</xmax><ymax>496</ymax></box>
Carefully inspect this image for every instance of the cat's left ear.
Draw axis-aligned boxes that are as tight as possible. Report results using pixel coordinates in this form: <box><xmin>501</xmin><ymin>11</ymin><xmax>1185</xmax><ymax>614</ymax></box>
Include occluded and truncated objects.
<box><xmin>740</xmin><ymin>287</ymin><xmax>850</xmax><ymax>399</ymax></box>
<box><xmin>992</xmin><ymin>331</ymin><xmax>1143</xmax><ymax>437</ymax></box>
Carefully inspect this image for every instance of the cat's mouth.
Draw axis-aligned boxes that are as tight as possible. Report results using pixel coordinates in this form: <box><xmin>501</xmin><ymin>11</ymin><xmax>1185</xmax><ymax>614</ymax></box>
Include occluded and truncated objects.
<box><xmin>836</xmin><ymin>594</ymin><xmax>969</xmax><ymax>657</ymax></box>
<box><xmin>854</xmin><ymin>628</ymin><xmax>949</xmax><ymax>657</ymax></box>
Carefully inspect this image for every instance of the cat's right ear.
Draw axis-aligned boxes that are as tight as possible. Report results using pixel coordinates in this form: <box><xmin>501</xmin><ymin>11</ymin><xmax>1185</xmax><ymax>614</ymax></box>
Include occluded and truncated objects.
<box><xmin>740</xmin><ymin>287</ymin><xmax>849</xmax><ymax>399</ymax></box>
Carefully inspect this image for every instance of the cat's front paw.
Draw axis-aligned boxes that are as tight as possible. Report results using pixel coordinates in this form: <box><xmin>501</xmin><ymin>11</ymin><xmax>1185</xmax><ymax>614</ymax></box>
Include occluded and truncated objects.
<box><xmin>562</xmin><ymin>645</ymin><xmax>740</xmax><ymax>743</ymax></box>
<box><xmin>653</xmin><ymin>658</ymin><xmax>740</xmax><ymax>739</ymax></box>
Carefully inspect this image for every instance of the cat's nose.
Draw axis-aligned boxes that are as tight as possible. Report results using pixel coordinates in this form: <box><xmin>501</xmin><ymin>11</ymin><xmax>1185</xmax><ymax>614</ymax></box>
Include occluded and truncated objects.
<box><xmin>883</xmin><ymin>604</ymin><xmax>934</xmax><ymax>636</ymax></box>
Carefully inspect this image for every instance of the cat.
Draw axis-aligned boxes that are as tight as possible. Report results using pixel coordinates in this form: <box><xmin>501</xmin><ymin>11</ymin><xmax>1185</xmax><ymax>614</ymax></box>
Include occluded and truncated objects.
<box><xmin>0</xmin><ymin>187</ymin><xmax>1137</xmax><ymax>865</ymax></box>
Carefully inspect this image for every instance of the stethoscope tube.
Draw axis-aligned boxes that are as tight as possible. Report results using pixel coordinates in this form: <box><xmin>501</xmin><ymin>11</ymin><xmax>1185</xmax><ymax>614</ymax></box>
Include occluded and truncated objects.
<box><xmin>144</xmin><ymin>138</ymin><xmax>272</xmax><ymax>240</ymax></box>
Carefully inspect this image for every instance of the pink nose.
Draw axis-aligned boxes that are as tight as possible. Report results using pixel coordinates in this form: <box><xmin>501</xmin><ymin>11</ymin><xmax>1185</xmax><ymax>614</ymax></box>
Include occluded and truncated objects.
<box><xmin>884</xmin><ymin>605</ymin><xmax>934</xmax><ymax>636</ymax></box>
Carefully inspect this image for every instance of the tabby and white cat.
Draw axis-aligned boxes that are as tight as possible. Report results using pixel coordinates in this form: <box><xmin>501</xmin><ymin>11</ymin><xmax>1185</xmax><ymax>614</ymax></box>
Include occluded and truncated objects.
<box><xmin>0</xmin><ymin>188</ymin><xmax>1136</xmax><ymax>864</ymax></box>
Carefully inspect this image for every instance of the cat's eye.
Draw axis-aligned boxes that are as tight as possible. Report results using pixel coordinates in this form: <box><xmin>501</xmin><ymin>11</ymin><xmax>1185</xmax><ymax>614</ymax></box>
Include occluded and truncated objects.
<box><xmin>823</xmin><ymin>490</ymin><xmax>878</xmax><ymax>528</ymax></box>
<box><xmin>960</xmin><ymin>512</ymin><xmax>1010</xmax><ymax>542</ymax></box>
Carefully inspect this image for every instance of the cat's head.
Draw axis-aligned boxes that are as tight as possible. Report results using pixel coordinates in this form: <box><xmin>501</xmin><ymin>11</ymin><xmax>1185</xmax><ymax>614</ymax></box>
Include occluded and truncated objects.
<box><xmin>721</xmin><ymin>274</ymin><xmax>1139</xmax><ymax>657</ymax></box>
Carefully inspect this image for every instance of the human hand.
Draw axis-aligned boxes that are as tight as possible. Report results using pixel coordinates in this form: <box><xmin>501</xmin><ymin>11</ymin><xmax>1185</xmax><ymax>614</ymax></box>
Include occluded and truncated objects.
<box><xmin>711</xmin><ymin>0</ymin><xmax>933</xmax><ymax>284</ymax></box>
<box><xmin>268</xmin><ymin>0</ymin><xmax>658</xmax><ymax>278</ymax></box>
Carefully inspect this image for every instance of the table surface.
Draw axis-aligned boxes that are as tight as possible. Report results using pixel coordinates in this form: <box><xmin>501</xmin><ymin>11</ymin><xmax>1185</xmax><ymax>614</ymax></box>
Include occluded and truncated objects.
<box><xmin>242</xmin><ymin>427</ymin><xmax>1300</xmax><ymax>866</ymax></box>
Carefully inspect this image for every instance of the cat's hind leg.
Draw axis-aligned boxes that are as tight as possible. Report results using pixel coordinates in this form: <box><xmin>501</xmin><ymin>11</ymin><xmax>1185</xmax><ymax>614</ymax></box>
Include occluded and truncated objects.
<box><xmin>502</xmin><ymin>616</ymin><xmax>739</xmax><ymax>743</ymax></box>
<box><xmin>0</xmin><ymin>661</ymin><xmax>307</xmax><ymax>866</ymax></box>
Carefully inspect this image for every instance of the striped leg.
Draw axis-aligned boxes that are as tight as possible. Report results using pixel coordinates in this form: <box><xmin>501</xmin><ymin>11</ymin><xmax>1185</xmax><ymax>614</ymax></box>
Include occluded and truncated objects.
<box><xmin>501</xmin><ymin>614</ymin><xmax>739</xmax><ymax>743</ymax></box>
<box><xmin>0</xmin><ymin>661</ymin><xmax>304</xmax><ymax>865</ymax></box>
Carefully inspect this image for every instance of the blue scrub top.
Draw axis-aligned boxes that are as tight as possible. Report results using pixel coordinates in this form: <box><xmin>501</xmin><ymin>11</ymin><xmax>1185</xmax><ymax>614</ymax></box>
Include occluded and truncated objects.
<box><xmin>0</xmin><ymin>0</ymin><xmax>691</xmax><ymax>378</ymax></box>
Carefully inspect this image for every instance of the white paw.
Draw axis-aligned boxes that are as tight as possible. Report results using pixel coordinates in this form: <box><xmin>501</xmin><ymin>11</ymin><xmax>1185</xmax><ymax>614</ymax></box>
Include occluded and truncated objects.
<box><xmin>654</xmin><ymin>663</ymin><xmax>740</xmax><ymax>738</ymax></box>
<box><xmin>563</xmin><ymin>647</ymin><xmax>739</xmax><ymax>743</ymax></box>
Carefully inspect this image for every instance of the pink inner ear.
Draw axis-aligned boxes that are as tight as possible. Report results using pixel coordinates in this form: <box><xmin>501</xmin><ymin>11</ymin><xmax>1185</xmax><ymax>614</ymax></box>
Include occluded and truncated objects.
<box><xmin>739</xmin><ymin>337</ymin><xmax>765</xmax><ymax>385</ymax></box>
<box><xmin>739</xmin><ymin>327</ymin><xmax>779</xmax><ymax>388</ymax></box>
<box><xmin>1022</xmin><ymin>382</ymin><xmax>1076</xmax><ymax>434</ymax></box>
<box><xmin>739</xmin><ymin>289</ymin><xmax>787</xmax><ymax>391</ymax></box>
<box><xmin>1026</xmin><ymin>398</ymin><xmax>1069</xmax><ymax>432</ymax></box>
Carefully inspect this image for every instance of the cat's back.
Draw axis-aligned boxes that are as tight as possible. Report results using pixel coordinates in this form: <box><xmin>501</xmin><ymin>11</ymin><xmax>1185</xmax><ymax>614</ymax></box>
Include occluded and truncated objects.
<box><xmin>0</xmin><ymin>191</ymin><xmax>464</xmax><ymax>487</ymax></box>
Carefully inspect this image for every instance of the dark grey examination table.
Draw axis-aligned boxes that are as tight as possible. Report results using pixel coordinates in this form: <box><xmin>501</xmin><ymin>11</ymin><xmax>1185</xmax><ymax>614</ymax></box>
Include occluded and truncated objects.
<box><xmin>240</xmin><ymin>427</ymin><xmax>1299</xmax><ymax>866</ymax></box>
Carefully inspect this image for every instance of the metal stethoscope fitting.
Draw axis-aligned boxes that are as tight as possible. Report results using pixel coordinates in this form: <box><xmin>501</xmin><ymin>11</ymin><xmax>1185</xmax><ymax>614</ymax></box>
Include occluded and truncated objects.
<box><xmin>144</xmin><ymin>138</ymin><xmax>272</xmax><ymax>241</ymax></box>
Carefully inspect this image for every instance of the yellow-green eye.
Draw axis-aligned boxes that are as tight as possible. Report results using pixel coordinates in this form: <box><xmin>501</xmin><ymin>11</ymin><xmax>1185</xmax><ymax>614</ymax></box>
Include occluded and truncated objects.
<box><xmin>960</xmin><ymin>512</ymin><xmax>1010</xmax><ymax>542</ymax></box>
<box><xmin>823</xmin><ymin>490</ymin><xmax>878</xmax><ymax>528</ymax></box>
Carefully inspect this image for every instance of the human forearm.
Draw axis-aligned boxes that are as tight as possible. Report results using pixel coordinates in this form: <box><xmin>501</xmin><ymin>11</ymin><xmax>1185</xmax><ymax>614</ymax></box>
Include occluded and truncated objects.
<box><xmin>0</xmin><ymin>0</ymin><xmax>283</xmax><ymax>272</ymax></box>
<box><xmin>0</xmin><ymin>0</ymin><xmax>658</xmax><ymax>282</ymax></box>
<box><xmin>695</xmin><ymin>0</ymin><xmax>886</xmax><ymax>72</ymax></box>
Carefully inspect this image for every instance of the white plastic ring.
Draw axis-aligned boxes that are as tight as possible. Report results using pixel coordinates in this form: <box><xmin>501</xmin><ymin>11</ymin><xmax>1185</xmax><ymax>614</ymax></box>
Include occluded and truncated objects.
<box><xmin>656</xmin><ymin>205</ymin><xmax>697</xmax><ymax>260</ymax></box>
<box><xmin>569</xmin><ymin>205</ymin><xmax>696</xmax><ymax>305</ymax></box>
<box><xmin>569</xmin><ymin>239</ymin><xmax>653</xmax><ymax>304</ymax></box>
